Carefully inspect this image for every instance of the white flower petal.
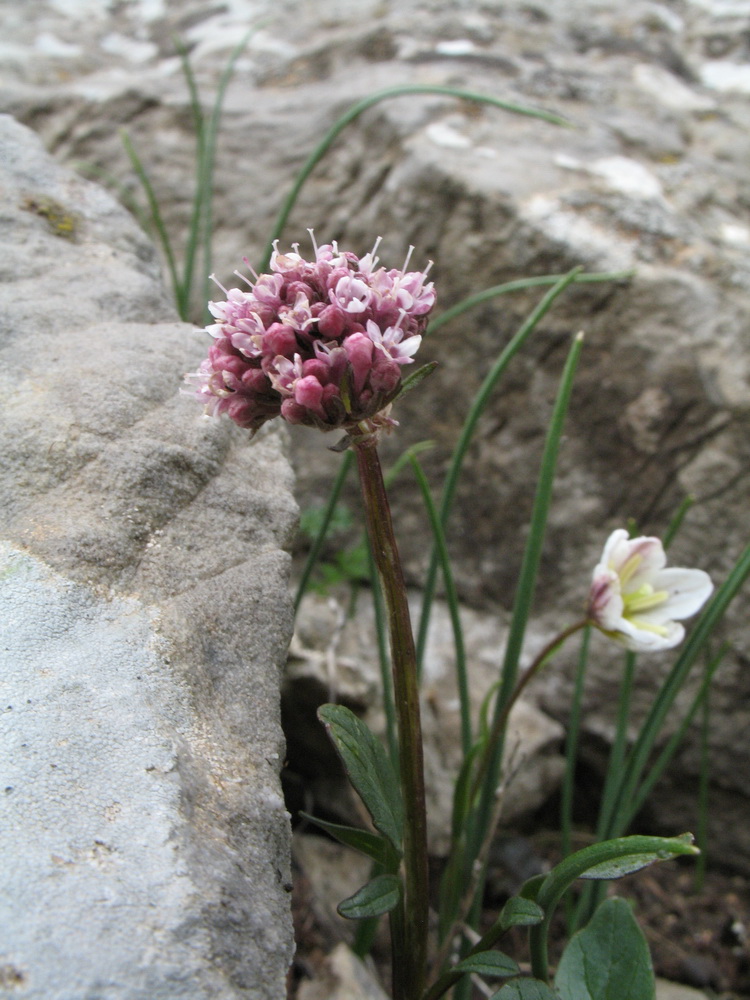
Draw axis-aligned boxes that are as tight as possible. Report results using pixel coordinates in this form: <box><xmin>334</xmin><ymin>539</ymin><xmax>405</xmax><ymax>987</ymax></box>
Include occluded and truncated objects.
<box><xmin>653</xmin><ymin>567</ymin><xmax>714</xmax><ymax>620</ymax></box>
<box><xmin>588</xmin><ymin>527</ymin><xmax>712</xmax><ymax>654</ymax></box>
<box><xmin>589</xmin><ymin>566</ymin><xmax>624</xmax><ymax>629</ymax></box>
<box><xmin>619</xmin><ymin>537</ymin><xmax>667</xmax><ymax>590</ymax></box>
<box><xmin>614</xmin><ymin>617</ymin><xmax>685</xmax><ymax>652</ymax></box>
<box><xmin>599</xmin><ymin>529</ymin><xmax>629</xmax><ymax>568</ymax></box>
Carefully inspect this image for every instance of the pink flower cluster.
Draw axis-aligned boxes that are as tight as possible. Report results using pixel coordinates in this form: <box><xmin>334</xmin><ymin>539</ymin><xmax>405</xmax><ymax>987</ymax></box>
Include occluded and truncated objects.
<box><xmin>186</xmin><ymin>234</ymin><xmax>435</xmax><ymax>436</ymax></box>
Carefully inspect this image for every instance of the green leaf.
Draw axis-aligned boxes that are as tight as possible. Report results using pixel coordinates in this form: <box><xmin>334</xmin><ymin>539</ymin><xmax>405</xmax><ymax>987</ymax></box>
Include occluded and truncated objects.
<box><xmin>454</xmin><ymin>950</ymin><xmax>519</xmax><ymax>978</ymax></box>
<box><xmin>491</xmin><ymin>980</ymin><xmax>559</xmax><ymax>1000</ymax></box>
<box><xmin>555</xmin><ymin>897</ymin><xmax>655</xmax><ymax>1000</ymax></box>
<box><xmin>500</xmin><ymin>896</ymin><xmax>544</xmax><ymax>930</ymax></box>
<box><xmin>298</xmin><ymin>813</ymin><xmax>400</xmax><ymax>869</ymax></box>
<box><xmin>529</xmin><ymin>835</ymin><xmax>697</xmax><ymax>981</ymax></box>
<box><xmin>395</xmin><ymin>360</ymin><xmax>439</xmax><ymax>398</ymax></box>
<box><xmin>573</xmin><ymin>833</ymin><xmax>698</xmax><ymax>882</ymax></box>
<box><xmin>337</xmin><ymin>873</ymin><xmax>401</xmax><ymax>920</ymax></box>
<box><xmin>318</xmin><ymin>703</ymin><xmax>404</xmax><ymax>851</ymax></box>
<box><xmin>519</xmin><ymin>874</ymin><xmax>546</xmax><ymax>902</ymax></box>
<box><xmin>537</xmin><ymin>835</ymin><xmax>697</xmax><ymax>913</ymax></box>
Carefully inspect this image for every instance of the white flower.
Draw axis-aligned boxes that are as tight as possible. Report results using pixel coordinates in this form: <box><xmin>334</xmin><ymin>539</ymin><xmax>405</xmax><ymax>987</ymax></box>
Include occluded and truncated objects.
<box><xmin>587</xmin><ymin>529</ymin><xmax>713</xmax><ymax>652</ymax></box>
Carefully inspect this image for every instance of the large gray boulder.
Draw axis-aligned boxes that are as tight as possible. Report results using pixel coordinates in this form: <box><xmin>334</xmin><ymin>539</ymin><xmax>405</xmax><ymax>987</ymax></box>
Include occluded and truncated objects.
<box><xmin>0</xmin><ymin>115</ymin><xmax>297</xmax><ymax>998</ymax></box>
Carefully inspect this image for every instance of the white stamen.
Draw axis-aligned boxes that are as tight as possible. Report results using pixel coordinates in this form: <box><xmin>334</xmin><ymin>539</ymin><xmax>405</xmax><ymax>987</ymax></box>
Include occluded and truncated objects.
<box><xmin>242</xmin><ymin>257</ymin><xmax>260</xmax><ymax>281</ymax></box>
<box><xmin>402</xmin><ymin>245</ymin><xmax>415</xmax><ymax>272</ymax></box>
<box><xmin>209</xmin><ymin>273</ymin><xmax>229</xmax><ymax>295</ymax></box>
<box><xmin>234</xmin><ymin>269</ymin><xmax>254</xmax><ymax>288</ymax></box>
<box><xmin>369</xmin><ymin>235</ymin><xmax>383</xmax><ymax>265</ymax></box>
<box><xmin>307</xmin><ymin>228</ymin><xmax>319</xmax><ymax>256</ymax></box>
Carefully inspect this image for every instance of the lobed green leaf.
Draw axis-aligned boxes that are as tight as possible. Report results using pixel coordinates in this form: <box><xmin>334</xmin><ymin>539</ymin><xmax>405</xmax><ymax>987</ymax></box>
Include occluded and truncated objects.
<box><xmin>298</xmin><ymin>813</ymin><xmax>400</xmax><ymax>869</ymax></box>
<box><xmin>555</xmin><ymin>897</ymin><xmax>655</xmax><ymax>1000</ymax></box>
<box><xmin>500</xmin><ymin>896</ymin><xmax>544</xmax><ymax>930</ymax></box>
<box><xmin>491</xmin><ymin>980</ymin><xmax>559</xmax><ymax>1000</ymax></box>
<box><xmin>454</xmin><ymin>950</ymin><xmax>519</xmax><ymax>978</ymax></box>
<box><xmin>337</xmin><ymin>873</ymin><xmax>402</xmax><ymax>920</ymax></box>
<box><xmin>318</xmin><ymin>703</ymin><xmax>404</xmax><ymax>851</ymax></box>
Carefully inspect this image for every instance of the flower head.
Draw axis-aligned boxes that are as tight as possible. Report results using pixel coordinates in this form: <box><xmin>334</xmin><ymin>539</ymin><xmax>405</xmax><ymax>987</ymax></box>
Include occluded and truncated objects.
<box><xmin>587</xmin><ymin>528</ymin><xmax>713</xmax><ymax>652</ymax></box>
<box><xmin>185</xmin><ymin>233</ymin><xmax>435</xmax><ymax>438</ymax></box>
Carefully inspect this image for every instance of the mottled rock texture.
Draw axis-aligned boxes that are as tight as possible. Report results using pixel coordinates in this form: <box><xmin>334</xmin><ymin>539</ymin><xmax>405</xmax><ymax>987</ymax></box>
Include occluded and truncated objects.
<box><xmin>2</xmin><ymin>0</ymin><xmax>749</xmax><ymax>870</ymax></box>
<box><xmin>0</xmin><ymin>115</ymin><xmax>297</xmax><ymax>998</ymax></box>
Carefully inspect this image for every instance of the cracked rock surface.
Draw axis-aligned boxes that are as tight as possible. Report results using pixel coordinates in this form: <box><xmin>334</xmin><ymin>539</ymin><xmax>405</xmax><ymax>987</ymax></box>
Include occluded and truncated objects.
<box><xmin>0</xmin><ymin>115</ymin><xmax>297</xmax><ymax>999</ymax></box>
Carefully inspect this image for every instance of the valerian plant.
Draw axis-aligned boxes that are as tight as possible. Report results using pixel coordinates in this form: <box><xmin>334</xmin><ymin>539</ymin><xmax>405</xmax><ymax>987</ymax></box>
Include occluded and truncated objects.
<box><xmin>185</xmin><ymin>234</ymin><xmax>747</xmax><ymax>1000</ymax></box>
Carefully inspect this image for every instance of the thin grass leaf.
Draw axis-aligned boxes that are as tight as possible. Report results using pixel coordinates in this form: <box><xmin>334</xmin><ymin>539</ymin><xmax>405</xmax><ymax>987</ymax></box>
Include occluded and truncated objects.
<box><xmin>416</xmin><ymin>269</ymin><xmax>583</xmax><ymax>676</ymax></box>
<box><xmin>627</xmin><ymin>643</ymin><xmax>728</xmax><ymax>821</ymax></box>
<box><xmin>425</xmin><ymin>270</ymin><xmax>633</xmax><ymax>339</ymax></box>
<box><xmin>295</xmin><ymin>450</ymin><xmax>354</xmax><ymax>609</ymax></box>
<box><xmin>173</xmin><ymin>35</ymin><xmax>207</xmax><ymax>318</ymax></box>
<box><xmin>663</xmin><ymin>493</ymin><xmax>696</xmax><ymax>549</ymax></box>
<box><xmin>73</xmin><ymin>161</ymin><xmax>152</xmax><ymax>230</ymax></box>
<box><xmin>474</xmin><ymin>331</ymin><xmax>586</xmax><ymax>837</ymax></box>
<box><xmin>446</xmin><ymin>330</ymin><xmax>586</xmax><ymax>956</ymax></box>
<box><xmin>367</xmin><ymin>541</ymin><xmax>398</xmax><ymax>769</ymax></box>
<box><xmin>595</xmin><ymin>652</ymin><xmax>636</xmax><ymax>841</ymax></box>
<box><xmin>121</xmin><ymin>129</ymin><xmax>183</xmax><ymax>315</ymax></box>
<box><xmin>561</xmin><ymin>627</ymin><xmax>590</xmax><ymax>865</ymax></box>
<box><xmin>384</xmin><ymin>439</ymin><xmax>435</xmax><ymax>487</ymax></box>
<box><xmin>409</xmin><ymin>453</ymin><xmax>471</xmax><ymax>755</ymax></box>
<box><xmin>260</xmin><ymin>84</ymin><xmax>568</xmax><ymax>270</ymax></box>
<box><xmin>606</xmin><ymin>542</ymin><xmax>750</xmax><ymax>838</ymax></box>
<box><xmin>196</xmin><ymin>27</ymin><xmax>258</xmax><ymax>316</ymax></box>
<box><xmin>173</xmin><ymin>36</ymin><xmax>206</xmax><ymax>161</ymax></box>
<box><xmin>695</xmin><ymin>673</ymin><xmax>711</xmax><ymax>890</ymax></box>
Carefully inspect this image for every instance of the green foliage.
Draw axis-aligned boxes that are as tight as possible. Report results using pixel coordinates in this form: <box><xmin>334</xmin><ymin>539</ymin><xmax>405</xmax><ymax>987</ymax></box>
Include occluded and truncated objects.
<box><xmin>338</xmin><ymin>874</ymin><xmax>402</xmax><ymax>920</ymax></box>
<box><xmin>453</xmin><ymin>951</ymin><xmax>519</xmax><ymax>978</ymax></box>
<box><xmin>529</xmin><ymin>835</ymin><xmax>698</xmax><ymax>981</ymax></box>
<box><xmin>121</xmin><ymin>30</ymin><xmax>256</xmax><ymax>321</ymax></box>
<box><xmin>499</xmin><ymin>897</ymin><xmax>544</xmax><ymax>931</ymax></box>
<box><xmin>298</xmin><ymin>813</ymin><xmax>400</xmax><ymax>870</ymax></box>
<box><xmin>491</xmin><ymin>981</ymin><xmax>559</xmax><ymax>1000</ymax></box>
<box><xmin>555</xmin><ymin>898</ymin><xmax>655</xmax><ymax>1000</ymax></box>
<box><xmin>317</xmin><ymin>704</ymin><xmax>403</xmax><ymax>852</ymax></box>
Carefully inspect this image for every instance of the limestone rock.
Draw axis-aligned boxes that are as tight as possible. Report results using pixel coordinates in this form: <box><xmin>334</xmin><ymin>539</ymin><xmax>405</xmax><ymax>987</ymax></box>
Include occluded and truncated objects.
<box><xmin>297</xmin><ymin>943</ymin><xmax>390</xmax><ymax>1000</ymax></box>
<box><xmin>0</xmin><ymin>115</ymin><xmax>297</xmax><ymax>998</ymax></box>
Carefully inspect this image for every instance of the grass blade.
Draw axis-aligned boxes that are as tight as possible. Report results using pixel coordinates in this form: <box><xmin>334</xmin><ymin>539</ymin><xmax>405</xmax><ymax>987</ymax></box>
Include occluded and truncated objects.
<box><xmin>606</xmin><ymin>542</ymin><xmax>750</xmax><ymax>838</ymax></box>
<box><xmin>260</xmin><ymin>84</ymin><xmax>568</xmax><ymax>270</ymax></box>
<box><xmin>416</xmin><ymin>269</ymin><xmax>583</xmax><ymax>676</ymax></box>
<box><xmin>121</xmin><ymin>129</ymin><xmax>183</xmax><ymax>315</ymax></box>
<box><xmin>294</xmin><ymin>450</ymin><xmax>354</xmax><ymax>610</ymax></box>
<box><xmin>425</xmin><ymin>270</ymin><xmax>633</xmax><ymax>339</ymax></box>
<box><xmin>476</xmin><ymin>331</ymin><xmax>586</xmax><ymax>833</ymax></box>
<box><xmin>409</xmin><ymin>453</ymin><xmax>471</xmax><ymax>756</ymax></box>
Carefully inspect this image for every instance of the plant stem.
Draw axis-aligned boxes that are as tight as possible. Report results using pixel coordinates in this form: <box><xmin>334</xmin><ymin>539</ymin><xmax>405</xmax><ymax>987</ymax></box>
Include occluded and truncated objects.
<box><xmin>354</xmin><ymin>435</ymin><xmax>428</xmax><ymax>1000</ymax></box>
<box><xmin>470</xmin><ymin>619</ymin><xmax>588</xmax><ymax>804</ymax></box>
